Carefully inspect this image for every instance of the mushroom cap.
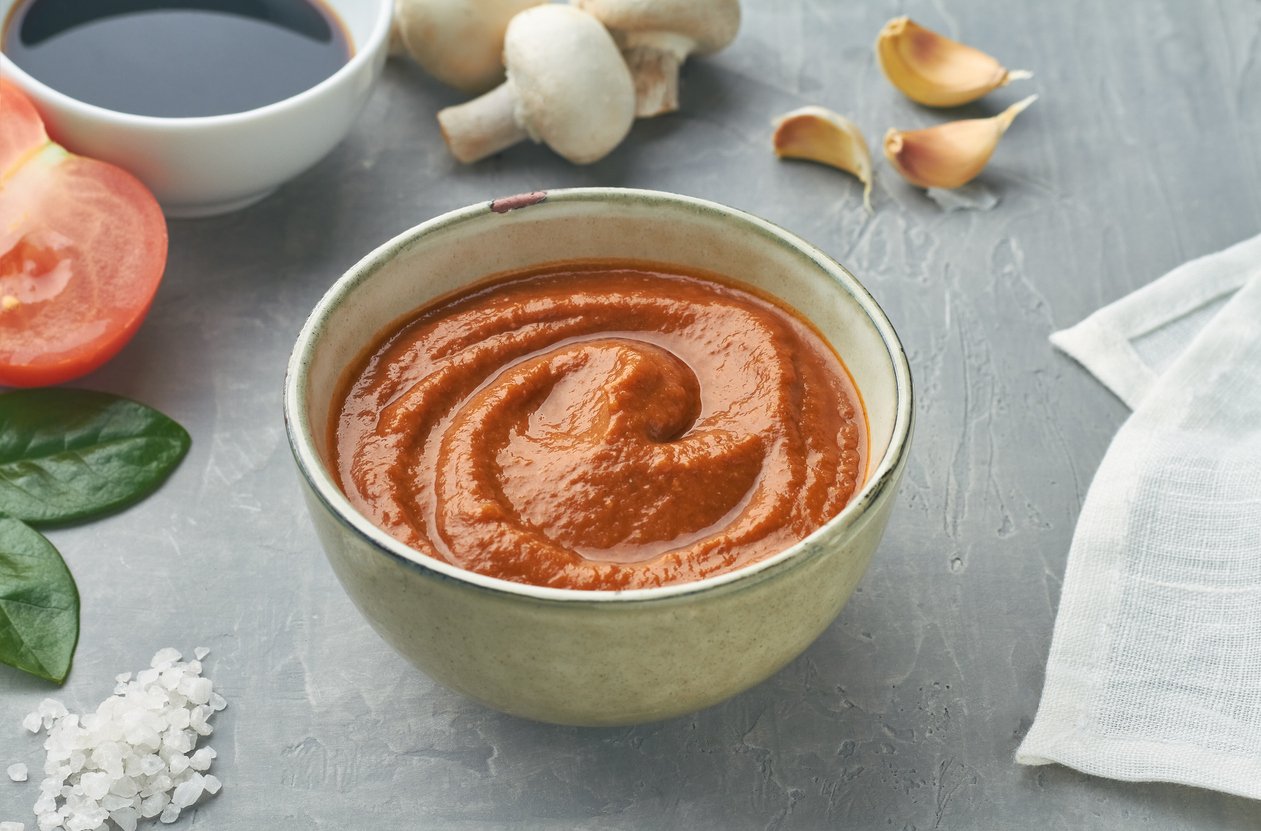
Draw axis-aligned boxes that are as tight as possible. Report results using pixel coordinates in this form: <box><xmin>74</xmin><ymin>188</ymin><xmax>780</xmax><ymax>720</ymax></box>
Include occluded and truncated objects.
<box><xmin>574</xmin><ymin>0</ymin><xmax>741</xmax><ymax>56</ymax></box>
<box><xmin>396</xmin><ymin>0</ymin><xmax>545</xmax><ymax>94</ymax></box>
<box><xmin>504</xmin><ymin>5</ymin><xmax>636</xmax><ymax>164</ymax></box>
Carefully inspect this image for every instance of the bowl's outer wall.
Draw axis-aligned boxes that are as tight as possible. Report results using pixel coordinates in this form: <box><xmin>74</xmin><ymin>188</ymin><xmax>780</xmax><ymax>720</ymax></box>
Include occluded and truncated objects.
<box><xmin>290</xmin><ymin>190</ymin><xmax>912</xmax><ymax>724</ymax></box>
<box><xmin>302</xmin><ymin>460</ymin><xmax>903</xmax><ymax>726</ymax></box>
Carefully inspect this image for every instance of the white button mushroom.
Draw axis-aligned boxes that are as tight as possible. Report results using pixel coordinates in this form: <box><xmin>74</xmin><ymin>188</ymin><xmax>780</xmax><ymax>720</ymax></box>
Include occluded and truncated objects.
<box><xmin>391</xmin><ymin>0</ymin><xmax>547</xmax><ymax>94</ymax></box>
<box><xmin>436</xmin><ymin>5</ymin><xmax>635</xmax><ymax>165</ymax></box>
<box><xmin>574</xmin><ymin>0</ymin><xmax>741</xmax><ymax>117</ymax></box>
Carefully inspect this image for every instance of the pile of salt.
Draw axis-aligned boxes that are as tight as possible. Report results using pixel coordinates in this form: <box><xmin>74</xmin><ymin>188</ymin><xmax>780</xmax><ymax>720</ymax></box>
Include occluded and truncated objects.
<box><xmin>11</xmin><ymin>649</ymin><xmax>225</xmax><ymax>831</ymax></box>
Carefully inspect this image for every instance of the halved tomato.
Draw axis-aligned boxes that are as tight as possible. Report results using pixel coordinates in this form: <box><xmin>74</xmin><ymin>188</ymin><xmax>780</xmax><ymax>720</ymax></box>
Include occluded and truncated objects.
<box><xmin>0</xmin><ymin>80</ymin><xmax>167</xmax><ymax>387</ymax></box>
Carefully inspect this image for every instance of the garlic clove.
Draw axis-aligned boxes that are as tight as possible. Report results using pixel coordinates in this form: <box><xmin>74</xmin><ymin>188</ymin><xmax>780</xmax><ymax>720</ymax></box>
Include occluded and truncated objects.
<box><xmin>876</xmin><ymin>16</ymin><xmax>1031</xmax><ymax>107</ymax></box>
<box><xmin>772</xmin><ymin>106</ymin><xmax>874</xmax><ymax>213</ymax></box>
<box><xmin>883</xmin><ymin>94</ymin><xmax>1037</xmax><ymax>190</ymax></box>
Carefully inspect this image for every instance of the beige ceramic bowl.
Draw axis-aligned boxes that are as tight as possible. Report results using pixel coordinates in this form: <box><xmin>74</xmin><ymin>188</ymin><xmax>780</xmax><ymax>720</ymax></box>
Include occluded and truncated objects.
<box><xmin>284</xmin><ymin>188</ymin><xmax>913</xmax><ymax>725</ymax></box>
<box><xmin>0</xmin><ymin>0</ymin><xmax>392</xmax><ymax>217</ymax></box>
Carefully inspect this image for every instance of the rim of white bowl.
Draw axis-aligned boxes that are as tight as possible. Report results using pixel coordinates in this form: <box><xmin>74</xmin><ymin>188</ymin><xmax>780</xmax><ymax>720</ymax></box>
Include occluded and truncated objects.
<box><xmin>284</xmin><ymin>187</ymin><xmax>914</xmax><ymax>606</ymax></box>
<box><xmin>0</xmin><ymin>0</ymin><xmax>393</xmax><ymax>128</ymax></box>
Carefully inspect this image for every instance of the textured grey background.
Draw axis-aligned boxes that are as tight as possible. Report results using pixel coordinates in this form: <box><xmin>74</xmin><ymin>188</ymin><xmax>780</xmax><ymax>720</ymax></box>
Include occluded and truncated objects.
<box><xmin>4</xmin><ymin>0</ymin><xmax>1261</xmax><ymax>828</ymax></box>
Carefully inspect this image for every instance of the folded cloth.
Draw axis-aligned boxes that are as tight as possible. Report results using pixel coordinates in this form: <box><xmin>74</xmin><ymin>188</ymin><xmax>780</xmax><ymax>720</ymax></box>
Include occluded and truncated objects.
<box><xmin>1016</xmin><ymin>233</ymin><xmax>1261</xmax><ymax>800</ymax></box>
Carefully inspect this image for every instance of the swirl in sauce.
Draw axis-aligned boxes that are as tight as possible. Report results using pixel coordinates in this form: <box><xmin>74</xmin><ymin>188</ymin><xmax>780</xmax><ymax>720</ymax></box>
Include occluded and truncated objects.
<box><xmin>332</xmin><ymin>263</ymin><xmax>866</xmax><ymax>590</ymax></box>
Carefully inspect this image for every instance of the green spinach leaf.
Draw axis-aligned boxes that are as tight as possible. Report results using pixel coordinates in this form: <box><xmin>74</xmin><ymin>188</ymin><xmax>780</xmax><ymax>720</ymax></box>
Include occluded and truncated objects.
<box><xmin>0</xmin><ymin>517</ymin><xmax>79</xmax><ymax>683</ymax></box>
<box><xmin>0</xmin><ymin>388</ymin><xmax>190</xmax><ymax>525</ymax></box>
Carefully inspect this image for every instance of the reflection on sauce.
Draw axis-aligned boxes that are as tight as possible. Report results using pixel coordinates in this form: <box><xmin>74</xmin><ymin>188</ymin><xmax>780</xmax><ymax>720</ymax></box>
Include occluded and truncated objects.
<box><xmin>332</xmin><ymin>263</ymin><xmax>867</xmax><ymax>590</ymax></box>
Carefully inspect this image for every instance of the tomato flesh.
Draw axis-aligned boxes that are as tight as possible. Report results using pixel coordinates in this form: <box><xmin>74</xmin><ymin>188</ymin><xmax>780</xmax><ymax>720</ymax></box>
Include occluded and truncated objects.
<box><xmin>0</xmin><ymin>80</ymin><xmax>167</xmax><ymax>387</ymax></box>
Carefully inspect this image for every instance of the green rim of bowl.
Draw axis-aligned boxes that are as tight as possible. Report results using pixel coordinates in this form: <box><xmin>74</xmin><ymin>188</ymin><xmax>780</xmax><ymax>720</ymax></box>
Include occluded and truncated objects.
<box><xmin>283</xmin><ymin>187</ymin><xmax>914</xmax><ymax>607</ymax></box>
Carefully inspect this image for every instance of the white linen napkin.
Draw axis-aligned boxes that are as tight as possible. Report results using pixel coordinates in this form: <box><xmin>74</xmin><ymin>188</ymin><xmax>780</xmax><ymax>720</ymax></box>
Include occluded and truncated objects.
<box><xmin>1016</xmin><ymin>233</ymin><xmax>1261</xmax><ymax>800</ymax></box>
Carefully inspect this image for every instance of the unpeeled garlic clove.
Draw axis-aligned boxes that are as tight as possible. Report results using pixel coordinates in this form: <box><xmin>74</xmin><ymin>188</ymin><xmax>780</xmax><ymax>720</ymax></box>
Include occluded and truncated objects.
<box><xmin>883</xmin><ymin>94</ymin><xmax>1037</xmax><ymax>190</ymax></box>
<box><xmin>876</xmin><ymin>16</ymin><xmax>1031</xmax><ymax>107</ymax></box>
<box><xmin>772</xmin><ymin>106</ymin><xmax>874</xmax><ymax>213</ymax></box>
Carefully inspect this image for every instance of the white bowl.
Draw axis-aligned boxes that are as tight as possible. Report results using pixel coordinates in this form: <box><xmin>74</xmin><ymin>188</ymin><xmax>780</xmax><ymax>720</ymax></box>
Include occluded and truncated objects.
<box><xmin>285</xmin><ymin>188</ymin><xmax>914</xmax><ymax>725</ymax></box>
<box><xmin>0</xmin><ymin>0</ymin><xmax>393</xmax><ymax>217</ymax></box>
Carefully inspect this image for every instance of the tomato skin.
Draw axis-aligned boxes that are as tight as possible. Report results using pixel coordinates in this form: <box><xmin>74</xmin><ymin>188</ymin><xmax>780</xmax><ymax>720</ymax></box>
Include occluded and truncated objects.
<box><xmin>0</xmin><ymin>80</ymin><xmax>168</xmax><ymax>388</ymax></box>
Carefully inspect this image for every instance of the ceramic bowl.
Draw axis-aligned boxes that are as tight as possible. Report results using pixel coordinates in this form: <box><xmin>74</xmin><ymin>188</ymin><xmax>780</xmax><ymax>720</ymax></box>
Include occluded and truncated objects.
<box><xmin>0</xmin><ymin>0</ymin><xmax>392</xmax><ymax>217</ymax></box>
<box><xmin>284</xmin><ymin>188</ymin><xmax>913</xmax><ymax>726</ymax></box>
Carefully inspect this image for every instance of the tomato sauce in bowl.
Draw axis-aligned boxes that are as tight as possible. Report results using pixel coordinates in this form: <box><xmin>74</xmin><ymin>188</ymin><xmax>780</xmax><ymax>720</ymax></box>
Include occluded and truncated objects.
<box><xmin>331</xmin><ymin>261</ymin><xmax>867</xmax><ymax>590</ymax></box>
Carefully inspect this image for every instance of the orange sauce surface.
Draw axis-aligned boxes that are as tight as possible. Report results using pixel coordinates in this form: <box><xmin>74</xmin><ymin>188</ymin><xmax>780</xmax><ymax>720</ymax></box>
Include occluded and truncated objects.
<box><xmin>332</xmin><ymin>262</ymin><xmax>866</xmax><ymax>590</ymax></box>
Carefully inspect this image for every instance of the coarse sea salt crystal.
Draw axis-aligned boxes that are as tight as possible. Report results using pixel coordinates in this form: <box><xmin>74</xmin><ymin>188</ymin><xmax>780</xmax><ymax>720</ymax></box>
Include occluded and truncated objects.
<box><xmin>159</xmin><ymin>669</ymin><xmax>182</xmax><ymax>691</ymax></box>
<box><xmin>192</xmin><ymin>648</ymin><xmax>209</xmax><ymax>661</ymax></box>
<box><xmin>139</xmin><ymin>755</ymin><xmax>164</xmax><ymax>777</ymax></box>
<box><xmin>187</xmin><ymin>748</ymin><xmax>215</xmax><ymax>772</ymax></box>
<box><xmin>139</xmin><ymin>792</ymin><xmax>168</xmax><ymax>818</ymax></box>
<box><xmin>14</xmin><ymin>648</ymin><xmax>225</xmax><ymax>831</ymax></box>
<box><xmin>170</xmin><ymin>776</ymin><xmax>203</xmax><ymax>809</ymax></box>
<box><xmin>0</xmin><ymin>821</ymin><xmax>26</xmax><ymax>831</ymax></box>
<box><xmin>109</xmin><ymin>808</ymin><xmax>138</xmax><ymax>831</ymax></box>
<box><xmin>181</xmin><ymin>678</ymin><xmax>212</xmax><ymax>707</ymax></box>
<box><xmin>108</xmin><ymin>776</ymin><xmax>139</xmax><ymax>799</ymax></box>
<box><xmin>162</xmin><ymin>731</ymin><xmax>193</xmax><ymax>755</ymax></box>
<box><xmin>167</xmin><ymin>755</ymin><xmax>189</xmax><ymax>777</ymax></box>
<box><xmin>149</xmin><ymin>649</ymin><xmax>181</xmax><ymax>669</ymax></box>
<box><xmin>79</xmin><ymin>770</ymin><xmax>110</xmax><ymax>800</ymax></box>
<box><xmin>37</xmin><ymin>700</ymin><xmax>68</xmax><ymax>728</ymax></box>
<box><xmin>98</xmin><ymin>794</ymin><xmax>131</xmax><ymax>812</ymax></box>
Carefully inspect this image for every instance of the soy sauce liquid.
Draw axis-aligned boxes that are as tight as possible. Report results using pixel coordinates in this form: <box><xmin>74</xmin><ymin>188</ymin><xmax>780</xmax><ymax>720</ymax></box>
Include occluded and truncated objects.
<box><xmin>2</xmin><ymin>0</ymin><xmax>351</xmax><ymax>117</ymax></box>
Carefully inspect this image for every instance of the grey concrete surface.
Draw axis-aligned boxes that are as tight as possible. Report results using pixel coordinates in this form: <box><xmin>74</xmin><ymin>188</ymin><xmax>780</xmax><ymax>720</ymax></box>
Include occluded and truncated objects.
<box><xmin>4</xmin><ymin>0</ymin><xmax>1261</xmax><ymax>827</ymax></box>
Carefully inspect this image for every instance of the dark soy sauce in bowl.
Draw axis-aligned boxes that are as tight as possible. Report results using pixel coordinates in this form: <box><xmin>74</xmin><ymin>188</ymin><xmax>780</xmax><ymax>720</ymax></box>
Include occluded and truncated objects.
<box><xmin>2</xmin><ymin>0</ymin><xmax>352</xmax><ymax>118</ymax></box>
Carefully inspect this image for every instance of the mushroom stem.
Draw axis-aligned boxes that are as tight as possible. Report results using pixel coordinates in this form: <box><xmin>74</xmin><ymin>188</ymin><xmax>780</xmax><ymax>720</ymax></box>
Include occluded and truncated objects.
<box><xmin>623</xmin><ymin>46</ymin><xmax>682</xmax><ymax>117</ymax></box>
<box><xmin>387</xmin><ymin>18</ymin><xmax>407</xmax><ymax>57</ymax></box>
<box><xmin>618</xmin><ymin>31</ymin><xmax>694</xmax><ymax>117</ymax></box>
<box><xmin>437</xmin><ymin>81</ymin><xmax>529</xmax><ymax>164</ymax></box>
